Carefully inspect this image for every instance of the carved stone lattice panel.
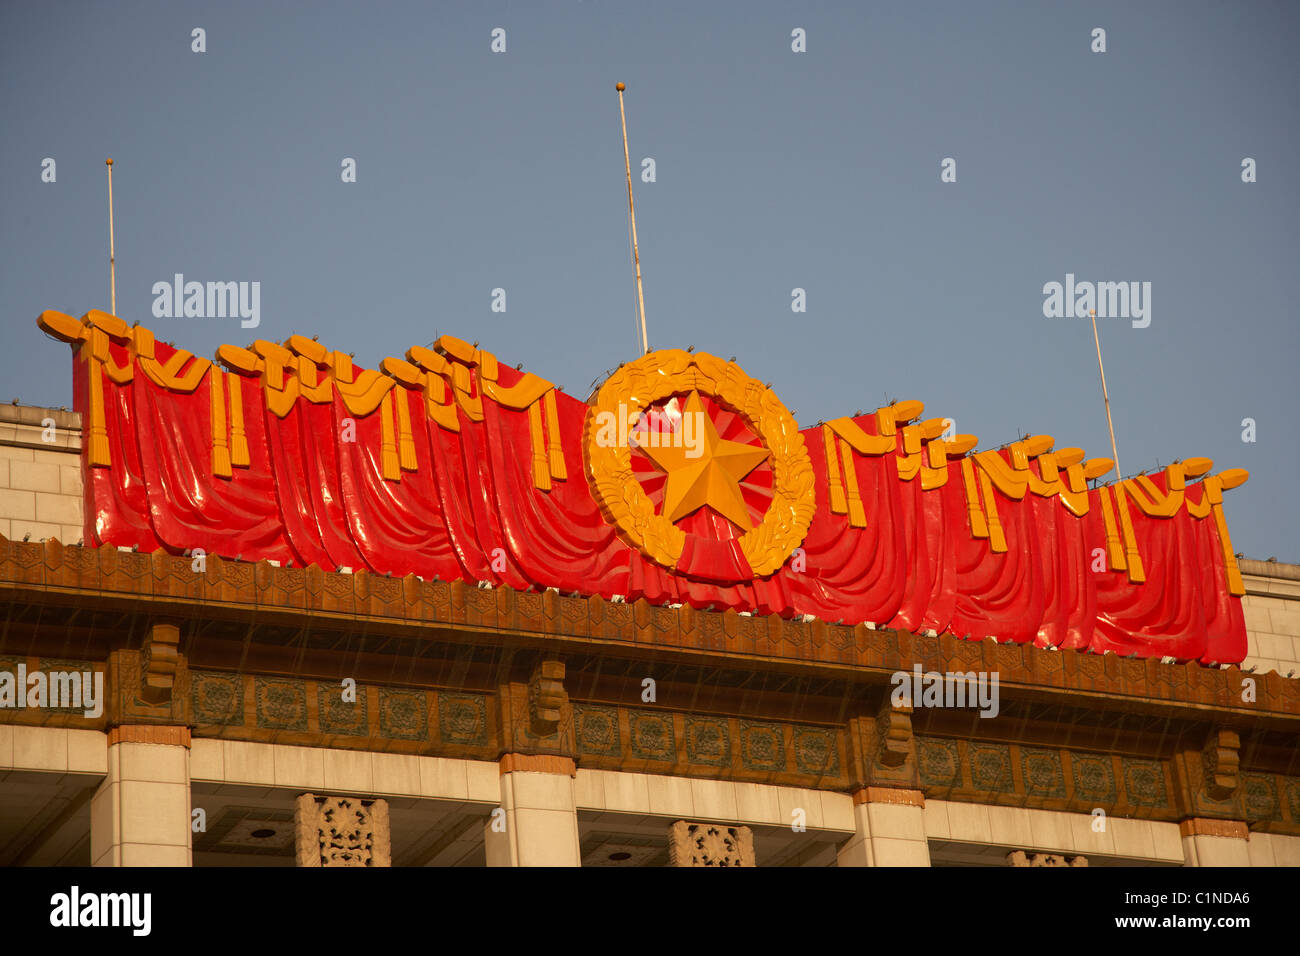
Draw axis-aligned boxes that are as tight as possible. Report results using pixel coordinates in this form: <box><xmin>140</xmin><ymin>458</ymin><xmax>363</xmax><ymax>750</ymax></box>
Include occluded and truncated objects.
<box><xmin>1006</xmin><ymin>850</ymin><xmax>1088</xmax><ymax>867</ymax></box>
<box><xmin>294</xmin><ymin>793</ymin><xmax>391</xmax><ymax>867</ymax></box>
<box><xmin>668</xmin><ymin>820</ymin><xmax>755</xmax><ymax>867</ymax></box>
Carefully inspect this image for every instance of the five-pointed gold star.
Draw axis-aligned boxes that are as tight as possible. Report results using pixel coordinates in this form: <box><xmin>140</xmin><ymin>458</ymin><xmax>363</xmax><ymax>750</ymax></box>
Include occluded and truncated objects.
<box><xmin>636</xmin><ymin>391</ymin><xmax>770</xmax><ymax>531</ymax></box>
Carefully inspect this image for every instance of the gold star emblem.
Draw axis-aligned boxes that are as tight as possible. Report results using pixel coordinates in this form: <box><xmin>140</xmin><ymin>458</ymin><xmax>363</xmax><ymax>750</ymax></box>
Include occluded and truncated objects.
<box><xmin>637</xmin><ymin>391</ymin><xmax>770</xmax><ymax>531</ymax></box>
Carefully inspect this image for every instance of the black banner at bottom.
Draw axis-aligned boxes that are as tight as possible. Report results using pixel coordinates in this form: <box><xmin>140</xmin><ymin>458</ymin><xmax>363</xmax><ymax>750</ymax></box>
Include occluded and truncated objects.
<box><xmin>0</xmin><ymin>864</ymin><xmax>1277</xmax><ymax>944</ymax></box>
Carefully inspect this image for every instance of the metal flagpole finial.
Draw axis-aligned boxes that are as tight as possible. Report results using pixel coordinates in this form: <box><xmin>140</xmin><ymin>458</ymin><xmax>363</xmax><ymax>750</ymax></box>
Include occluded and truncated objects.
<box><xmin>106</xmin><ymin>158</ymin><xmax>116</xmax><ymax>316</ymax></box>
<box><xmin>616</xmin><ymin>83</ymin><xmax>649</xmax><ymax>357</ymax></box>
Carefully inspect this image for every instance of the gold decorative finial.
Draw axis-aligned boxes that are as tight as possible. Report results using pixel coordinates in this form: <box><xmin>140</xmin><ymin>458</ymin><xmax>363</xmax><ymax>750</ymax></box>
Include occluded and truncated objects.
<box><xmin>105</xmin><ymin>158</ymin><xmax>113</xmax><ymax>166</ymax></box>
<box><xmin>615</xmin><ymin>82</ymin><xmax>625</xmax><ymax>91</ymax></box>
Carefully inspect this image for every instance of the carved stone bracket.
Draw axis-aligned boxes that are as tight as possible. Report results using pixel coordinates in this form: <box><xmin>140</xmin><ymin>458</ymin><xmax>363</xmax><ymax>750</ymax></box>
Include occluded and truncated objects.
<box><xmin>846</xmin><ymin>694</ymin><xmax>918</xmax><ymax>791</ymax></box>
<box><xmin>527</xmin><ymin>659</ymin><xmax>567</xmax><ymax>737</ymax></box>
<box><xmin>668</xmin><ymin>820</ymin><xmax>755</xmax><ymax>867</ymax></box>
<box><xmin>141</xmin><ymin>621</ymin><xmax>181</xmax><ymax>705</ymax></box>
<box><xmin>107</xmin><ymin>637</ymin><xmax>190</xmax><ymax>727</ymax></box>
<box><xmin>876</xmin><ymin>697</ymin><xmax>914</xmax><ymax>768</ymax></box>
<box><xmin>1006</xmin><ymin>850</ymin><xmax>1088</xmax><ymax>867</ymax></box>
<box><xmin>294</xmin><ymin>793</ymin><xmax>391</xmax><ymax>867</ymax></box>
<box><xmin>1201</xmin><ymin>727</ymin><xmax>1241</xmax><ymax>801</ymax></box>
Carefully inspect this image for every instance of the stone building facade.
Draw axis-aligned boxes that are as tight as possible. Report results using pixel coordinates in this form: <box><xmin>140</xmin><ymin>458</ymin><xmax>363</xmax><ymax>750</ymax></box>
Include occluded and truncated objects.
<box><xmin>1</xmin><ymin>403</ymin><xmax>1298</xmax><ymax>866</ymax></box>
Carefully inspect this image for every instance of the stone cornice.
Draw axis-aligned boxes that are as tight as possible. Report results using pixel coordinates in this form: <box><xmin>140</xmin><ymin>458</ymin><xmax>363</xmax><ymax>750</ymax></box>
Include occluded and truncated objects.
<box><xmin>2</xmin><ymin>535</ymin><xmax>1297</xmax><ymax>726</ymax></box>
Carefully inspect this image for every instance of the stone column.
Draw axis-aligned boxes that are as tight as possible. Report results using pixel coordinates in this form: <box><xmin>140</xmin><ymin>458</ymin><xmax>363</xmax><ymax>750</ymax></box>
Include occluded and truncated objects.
<box><xmin>485</xmin><ymin>754</ymin><xmax>581</xmax><ymax>867</ymax></box>
<box><xmin>91</xmin><ymin>726</ymin><xmax>192</xmax><ymax>867</ymax></box>
<box><xmin>837</xmin><ymin>787</ymin><xmax>931</xmax><ymax>867</ymax></box>
<box><xmin>294</xmin><ymin>794</ymin><xmax>391</xmax><ymax>866</ymax></box>
<box><xmin>1179</xmin><ymin>818</ymin><xmax>1251</xmax><ymax>866</ymax></box>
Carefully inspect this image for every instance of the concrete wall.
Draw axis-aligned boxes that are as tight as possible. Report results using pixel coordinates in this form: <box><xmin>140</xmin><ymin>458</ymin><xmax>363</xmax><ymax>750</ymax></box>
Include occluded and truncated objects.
<box><xmin>1240</xmin><ymin>560</ymin><xmax>1300</xmax><ymax>678</ymax></box>
<box><xmin>0</xmin><ymin>405</ymin><xmax>82</xmax><ymax>546</ymax></box>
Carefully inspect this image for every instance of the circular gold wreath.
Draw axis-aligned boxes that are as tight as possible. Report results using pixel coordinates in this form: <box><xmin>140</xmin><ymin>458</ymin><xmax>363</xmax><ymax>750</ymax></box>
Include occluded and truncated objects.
<box><xmin>583</xmin><ymin>349</ymin><xmax>816</xmax><ymax>579</ymax></box>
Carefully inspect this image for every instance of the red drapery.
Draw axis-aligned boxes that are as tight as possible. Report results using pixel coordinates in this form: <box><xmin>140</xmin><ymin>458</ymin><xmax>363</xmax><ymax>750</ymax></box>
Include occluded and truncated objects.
<box><xmin>71</xmin><ymin>333</ymin><xmax>1248</xmax><ymax>664</ymax></box>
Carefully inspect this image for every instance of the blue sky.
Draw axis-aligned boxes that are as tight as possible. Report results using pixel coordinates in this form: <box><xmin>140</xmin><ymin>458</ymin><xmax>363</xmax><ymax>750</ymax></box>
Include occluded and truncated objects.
<box><xmin>2</xmin><ymin>0</ymin><xmax>1296</xmax><ymax>560</ymax></box>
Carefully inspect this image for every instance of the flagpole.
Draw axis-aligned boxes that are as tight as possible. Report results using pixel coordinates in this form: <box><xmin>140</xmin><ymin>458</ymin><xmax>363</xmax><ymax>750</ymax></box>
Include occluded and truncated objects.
<box><xmin>106</xmin><ymin>158</ymin><xmax>116</xmax><ymax>315</ymax></box>
<box><xmin>1089</xmin><ymin>308</ymin><xmax>1122</xmax><ymax>479</ymax></box>
<box><xmin>616</xmin><ymin>83</ymin><xmax>649</xmax><ymax>356</ymax></box>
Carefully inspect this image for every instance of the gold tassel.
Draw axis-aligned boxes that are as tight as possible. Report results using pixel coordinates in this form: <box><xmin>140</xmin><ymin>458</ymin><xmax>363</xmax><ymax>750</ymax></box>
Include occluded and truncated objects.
<box><xmin>380</xmin><ymin>391</ymin><xmax>400</xmax><ymax>481</ymax></box>
<box><xmin>1211</xmin><ymin>515</ymin><xmax>1242</xmax><ymax>598</ymax></box>
<box><xmin>1202</xmin><ymin>476</ymin><xmax>1245</xmax><ymax>596</ymax></box>
<box><xmin>1098</xmin><ymin>485</ymin><xmax>1127</xmax><ymax>572</ymax></box>
<box><xmin>961</xmin><ymin>457</ymin><xmax>988</xmax><ymax>539</ymax></box>
<box><xmin>839</xmin><ymin>439</ymin><xmax>866</xmax><ymax>528</ymax></box>
<box><xmin>977</xmin><ymin>467</ymin><xmax>1007</xmax><ymax>553</ymax></box>
<box><xmin>210</xmin><ymin>368</ymin><xmax>232</xmax><ymax>478</ymax></box>
<box><xmin>1115</xmin><ymin>483</ymin><xmax>1146</xmax><ymax>583</ymax></box>
<box><xmin>1212</xmin><ymin>504</ymin><xmax>1245</xmax><ymax>596</ymax></box>
<box><xmin>544</xmin><ymin>388</ymin><xmax>566</xmax><ymax>481</ymax></box>
<box><xmin>528</xmin><ymin>399</ymin><xmax>551</xmax><ymax>491</ymax></box>
<box><xmin>227</xmin><ymin>371</ymin><xmax>249</xmax><ymax>467</ymax></box>
<box><xmin>395</xmin><ymin>387</ymin><xmax>418</xmax><ymax>471</ymax></box>
<box><xmin>823</xmin><ymin>426</ymin><xmax>847</xmax><ymax>515</ymax></box>
<box><xmin>424</xmin><ymin>373</ymin><xmax>461</xmax><ymax>432</ymax></box>
<box><xmin>85</xmin><ymin>344</ymin><xmax>112</xmax><ymax>468</ymax></box>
